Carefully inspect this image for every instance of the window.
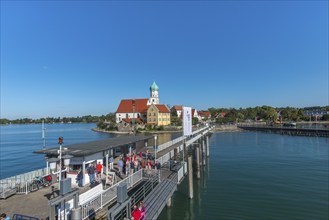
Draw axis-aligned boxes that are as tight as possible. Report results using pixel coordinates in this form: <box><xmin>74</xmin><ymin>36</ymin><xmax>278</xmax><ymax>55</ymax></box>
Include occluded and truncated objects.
<box><xmin>126</xmin><ymin>114</ymin><xmax>128</xmax><ymax>118</ymax></box>
<box><xmin>154</xmin><ymin>118</ymin><xmax>156</xmax><ymax>122</ymax></box>
<box><xmin>149</xmin><ymin>113</ymin><xmax>151</xmax><ymax>116</ymax></box>
<box><xmin>154</xmin><ymin>113</ymin><xmax>156</xmax><ymax>116</ymax></box>
<box><xmin>159</xmin><ymin>118</ymin><xmax>162</xmax><ymax>121</ymax></box>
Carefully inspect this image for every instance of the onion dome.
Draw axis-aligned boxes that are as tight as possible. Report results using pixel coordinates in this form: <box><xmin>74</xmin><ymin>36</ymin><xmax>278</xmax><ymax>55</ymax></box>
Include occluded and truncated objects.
<box><xmin>150</xmin><ymin>81</ymin><xmax>159</xmax><ymax>91</ymax></box>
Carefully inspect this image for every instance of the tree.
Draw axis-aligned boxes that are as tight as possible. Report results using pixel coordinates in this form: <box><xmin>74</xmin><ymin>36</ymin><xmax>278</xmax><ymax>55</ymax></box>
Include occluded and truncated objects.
<box><xmin>192</xmin><ymin>117</ymin><xmax>199</xmax><ymax>125</ymax></box>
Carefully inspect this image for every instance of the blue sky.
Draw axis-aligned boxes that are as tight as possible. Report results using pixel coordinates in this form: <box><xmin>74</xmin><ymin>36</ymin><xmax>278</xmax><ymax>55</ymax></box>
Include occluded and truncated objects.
<box><xmin>1</xmin><ymin>1</ymin><xmax>328</xmax><ymax>119</ymax></box>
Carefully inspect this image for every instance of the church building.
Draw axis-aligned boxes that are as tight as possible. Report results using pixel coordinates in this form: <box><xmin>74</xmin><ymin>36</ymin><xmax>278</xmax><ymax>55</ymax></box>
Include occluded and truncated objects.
<box><xmin>115</xmin><ymin>82</ymin><xmax>171</xmax><ymax>126</ymax></box>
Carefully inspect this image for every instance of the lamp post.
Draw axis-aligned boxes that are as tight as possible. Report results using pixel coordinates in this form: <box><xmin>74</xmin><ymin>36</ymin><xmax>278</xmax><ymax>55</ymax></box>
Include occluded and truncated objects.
<box><xmin>129</xmin><ymin>144</ymin><xmax>132</xmax><ymax>176</ymax></box>
<box><xmin>154</xmin><ymin>135</ymin><xmax>157</xmax><ymax>167</ymax></box>
<box><xmin>132</xmin><ymin>99</ymin><xmax>136</xmax><ymax>136</ymax></box>
<box><xmin>48</xmin><ymin>137</ymin><xmax>72</xmax><ymax>190</ymax></box>
<box><xmin>58</xmin><ymin>137</ymin><xmax>63</xmax><ymax>185</ymax></box>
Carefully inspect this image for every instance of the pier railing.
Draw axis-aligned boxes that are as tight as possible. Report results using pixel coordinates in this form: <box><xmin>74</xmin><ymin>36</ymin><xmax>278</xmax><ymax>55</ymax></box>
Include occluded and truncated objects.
<box><xmin>155</xmin><ymin>126</ymin><xmax>210</xmax><ymax>157</ymax></box>
<box><xmin>156</xmin><ymin>126</ymin><xmax>209</xmax><ymax>152</ymax></box>
<box><xmin>80</xmin><ymin>169</ymin><xmax>148</xmax><ymax>219</ymax></box>
<box><xmin>0</xmin><ymin>167</ymin><xmax>49</xmax><ymax>198</ymax></box>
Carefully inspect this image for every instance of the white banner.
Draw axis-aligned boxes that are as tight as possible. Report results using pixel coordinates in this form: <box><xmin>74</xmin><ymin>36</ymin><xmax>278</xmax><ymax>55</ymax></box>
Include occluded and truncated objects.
<box><xmin>183</xmin><ymin>107</ymin><xmax>192</xmax><ymax>136</ymax></box>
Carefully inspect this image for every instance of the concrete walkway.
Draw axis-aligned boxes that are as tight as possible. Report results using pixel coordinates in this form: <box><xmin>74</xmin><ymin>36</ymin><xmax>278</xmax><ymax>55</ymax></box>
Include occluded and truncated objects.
<box><xmin>0</xmin><ymin>176</ymin><xmax>115</xmax><ymax>219</ymax></box>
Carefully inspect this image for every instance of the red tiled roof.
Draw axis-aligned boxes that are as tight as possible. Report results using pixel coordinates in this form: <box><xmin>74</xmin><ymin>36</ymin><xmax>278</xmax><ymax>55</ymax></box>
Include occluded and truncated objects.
<box><xmin>199</xmin><ymin>111</ymin><xmax>211</xmax><ymax>117</ymax></box>
<box><xmin>116</xmin><ymin>99</ymin><xmax>148</xmax><ymax>113</ymax></box>
<box><xmin>155</xmin><ymin>104</ymin><xmax>170</xmax><ymax>113</ymax></box>
<box><xmin>172</xmin><ymin>105</ymin><xmax>183</xmax><ymax>110</ymax></box>
<box><xmin>122</xmin><ymin>118</ymin><xmax>144</xmax><ymax>123</ymax></box>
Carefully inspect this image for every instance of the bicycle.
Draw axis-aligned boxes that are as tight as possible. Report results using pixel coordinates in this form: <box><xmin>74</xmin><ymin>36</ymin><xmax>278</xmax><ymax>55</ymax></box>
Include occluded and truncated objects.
<box><xmin>29</xmin><ymin>175</ymin><xmax>52</xmax><ymax>192</ymax></box>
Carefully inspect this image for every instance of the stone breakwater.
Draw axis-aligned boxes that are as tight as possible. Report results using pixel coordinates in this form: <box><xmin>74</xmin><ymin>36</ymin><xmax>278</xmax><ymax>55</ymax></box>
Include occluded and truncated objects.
<box><xmin>212</xmin><ymin>125</ymin><xmax>242</xmax><ymax>132</ymax></box>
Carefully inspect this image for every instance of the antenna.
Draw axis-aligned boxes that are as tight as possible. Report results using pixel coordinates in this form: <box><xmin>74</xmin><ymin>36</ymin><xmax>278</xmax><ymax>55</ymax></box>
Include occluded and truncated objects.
<box><xmin>42</xmin><ymin>120</ymin><xmax>46</xmax><ymax>149</ymax></box>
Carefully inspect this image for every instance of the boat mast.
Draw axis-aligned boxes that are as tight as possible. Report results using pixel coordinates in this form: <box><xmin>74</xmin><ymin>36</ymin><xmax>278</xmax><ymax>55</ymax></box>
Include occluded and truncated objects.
<box><xmin>42</xmin><ymin>120</ymin><xmax>46</xmax><ymax>149</ymax></box>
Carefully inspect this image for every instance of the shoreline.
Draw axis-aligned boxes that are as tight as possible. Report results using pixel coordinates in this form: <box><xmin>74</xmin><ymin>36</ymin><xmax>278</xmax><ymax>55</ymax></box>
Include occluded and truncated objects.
<box><xmin>91</xmin><ymin>127</ymin><xmax>183</xmax><ymax>134</ymax></box>
<box><xmin>92</xmin><ymin>125</ymin><xmax>243</xmax><ymax>135</ymax></box>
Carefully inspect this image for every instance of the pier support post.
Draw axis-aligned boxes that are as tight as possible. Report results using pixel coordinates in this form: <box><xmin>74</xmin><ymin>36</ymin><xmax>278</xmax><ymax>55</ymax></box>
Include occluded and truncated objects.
<box><xmin>196</xmin><ymin>144</ymin><xmax>200</xmax><ymax>179</ymax></box>
<box><xmin>202</xmin><ymin>137</ymin><xmax>206</xmax><ymax>166</ymax></box>
<box><xmin>166</xmin><ymin>197</ymin><xmax>172</xmax><ymax>207</ymax></box>
<box><xmin>188</xmin><ymin>154</ymin><xmax>193</xmax><ymax>199</ymax></box>
<box><xmin>206</xmin><ymin>135</ymin><xmax>209</xmax><ymax>157</ymax></box>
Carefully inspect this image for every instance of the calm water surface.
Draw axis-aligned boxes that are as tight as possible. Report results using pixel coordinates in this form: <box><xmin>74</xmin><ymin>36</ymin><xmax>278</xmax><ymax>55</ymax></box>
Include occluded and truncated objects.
<box><xmin>159</xmin><ymin>132</ymin><xmax>329</xmax><ymax>220</ymax></box>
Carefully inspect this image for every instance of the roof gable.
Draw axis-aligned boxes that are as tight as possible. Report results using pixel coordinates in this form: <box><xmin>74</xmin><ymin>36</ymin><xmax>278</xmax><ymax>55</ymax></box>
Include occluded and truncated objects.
<box><xmin>116</xmin><ymin>99</ymin><xmax>149</xmax><ymax>113</ymax></box>
<box><xmin>172</xmin><ymin>105</ymin><xmax>183</xmax><ymax>111</ymax></box>
<box><xmin>155</xmin><ymin>104</ymin><xmax>170</xmax><ymax>113</ymax></box>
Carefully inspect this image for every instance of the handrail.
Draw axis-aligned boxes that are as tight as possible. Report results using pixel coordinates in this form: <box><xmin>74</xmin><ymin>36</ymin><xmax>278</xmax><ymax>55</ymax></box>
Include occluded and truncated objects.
<box><xmin>80</xmin><ymin>169</ymin><xmax>144</xmax><ymax>219</ymax></box>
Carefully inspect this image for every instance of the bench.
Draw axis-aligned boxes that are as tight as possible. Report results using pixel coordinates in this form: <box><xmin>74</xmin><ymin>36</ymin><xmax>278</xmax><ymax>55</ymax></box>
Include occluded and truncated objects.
<box><xmin>0</xmin><ymin>187</ymin><xmax>17</xmax><ymax>199</ymax></box>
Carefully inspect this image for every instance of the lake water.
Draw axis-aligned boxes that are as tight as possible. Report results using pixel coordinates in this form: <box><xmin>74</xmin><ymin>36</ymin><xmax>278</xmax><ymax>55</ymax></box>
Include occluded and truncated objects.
<box><xmin>158</xmin><ymin>132</ymin><xmax>329</xmax><ymax>220</ymax></box>
<box><xmin>0</xmin><ymin>124</ymin><xmax>328</xmax><ymax>219</ymax></box>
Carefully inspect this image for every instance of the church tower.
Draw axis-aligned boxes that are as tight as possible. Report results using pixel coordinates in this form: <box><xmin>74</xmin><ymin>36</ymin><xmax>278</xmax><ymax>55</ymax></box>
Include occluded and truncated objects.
<box><xmin>147</xmin><ymin>81</ymin><xmax>159</xmax><ymax>105</ymax></box>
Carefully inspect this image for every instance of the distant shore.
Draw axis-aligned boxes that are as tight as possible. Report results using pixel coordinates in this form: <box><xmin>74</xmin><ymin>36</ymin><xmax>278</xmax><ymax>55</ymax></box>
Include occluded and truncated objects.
<box><xmin>92</xmin><ymin>125</ymin><xmax>243</xmax><ymax>135</ymax></box>
<box><xmin>91</xmin><ymin>127</ymin><xmax>183</xmax><ymax>134</ymax></box>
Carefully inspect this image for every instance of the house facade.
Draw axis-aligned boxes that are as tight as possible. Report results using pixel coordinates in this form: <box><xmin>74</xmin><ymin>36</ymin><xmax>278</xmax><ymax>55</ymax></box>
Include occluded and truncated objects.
<box><xmin>172</xmin><ymin>105</ymin><xmax>183</xmax><ymax>118</ymax></box>
<box><xmin>198</xmin><ymin>111</ymin><xmax>211</xmax><ymax>121</ymax></box>
<box><xmin>115</xmin><ymin>99</ymin><xmax>148</xmax><ymax>123</ymax></box>
<box><xmin>147</xmin><ymin>104</ymin><xmax>171</xmax><ymax>126</ymax></box>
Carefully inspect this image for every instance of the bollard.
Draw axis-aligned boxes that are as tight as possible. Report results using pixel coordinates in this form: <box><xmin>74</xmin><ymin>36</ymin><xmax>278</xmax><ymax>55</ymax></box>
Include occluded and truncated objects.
<box><xmin>70</xmin><ymin>207</ymin><xmax>82</xmax><ymax>220</ymax></box>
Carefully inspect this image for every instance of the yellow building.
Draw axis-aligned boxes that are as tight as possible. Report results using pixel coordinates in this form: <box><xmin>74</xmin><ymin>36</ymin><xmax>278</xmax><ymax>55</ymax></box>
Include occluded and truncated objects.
<box><xmin>147</xmin><ymin>103</ymin><xmax>171</xmax><ymax>126</ymax></box>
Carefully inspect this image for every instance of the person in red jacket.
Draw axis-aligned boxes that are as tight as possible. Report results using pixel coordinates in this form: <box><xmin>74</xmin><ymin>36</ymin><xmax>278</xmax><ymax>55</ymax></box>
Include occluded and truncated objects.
<box><xmin>132</xmin><ymin>205</ymin><xmax>141</xmax><ymax>220</ymax></box>
<box><xmin>96</xmin><ymin>161</ymin><xmax>103</xmax><ymax>179</ymax></box>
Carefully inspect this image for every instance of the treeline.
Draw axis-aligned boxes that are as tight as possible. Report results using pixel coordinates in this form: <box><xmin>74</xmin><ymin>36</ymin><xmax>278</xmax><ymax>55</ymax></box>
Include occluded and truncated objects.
<box><xmin>1</xmin><ymin>106</ymin><xmax>328</xmax><ymax>125</ymax></box>
<box><xmin>0</xmin><ymin>114</ymin><xmax>116</xmax><ymax>125</ymax></box>
<box><xmin>208</xmin><ymin>106</ymin><xmax>329</xmax><ymax>124</ymax></box>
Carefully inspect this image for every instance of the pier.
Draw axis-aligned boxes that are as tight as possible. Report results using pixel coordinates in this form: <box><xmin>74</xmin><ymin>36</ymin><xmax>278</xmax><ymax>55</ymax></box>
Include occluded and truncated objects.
<box><xmin>0</xmin><ymin>125</ymin><xmax>213</xmax><ymax>220</ymax></box>
<box><xmin>238</xmin><ymin>125</ymin><xmax>329</xmax><ymax>137</ymax></box>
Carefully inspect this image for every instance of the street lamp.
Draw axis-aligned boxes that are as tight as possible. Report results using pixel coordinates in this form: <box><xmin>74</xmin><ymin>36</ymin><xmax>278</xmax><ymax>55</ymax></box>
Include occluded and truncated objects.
<box><xmin>48</xmin><ymin>157</ymin><xmax>59</xmax><ymax>170</ymax></box>
<box><xmin>58</xmin><ymin>137</ymin><xmax>64</xmax><ymax>185</ymax></box>
<box><xmin>154</xmin><ymin>135</ymin><xmax>157</xmax><ymax>167</ymax></box>
<box><xmin>48</xmin><ymin>137</ymin><xmax>72</xmax><ymax>189</ymax></box>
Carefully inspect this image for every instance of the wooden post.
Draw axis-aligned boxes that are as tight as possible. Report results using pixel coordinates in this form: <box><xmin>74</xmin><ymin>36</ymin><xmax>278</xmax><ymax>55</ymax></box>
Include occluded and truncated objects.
<box><xmin>206</xmin><ymin>135</ymin><xmax>209</xmax><ymax>157</ymax></box>
<box><xmin>195</xmin><ymin>145</ymin><xmax>200</xmax><ymax>179</ymax></box>
<box><xmin>188</xmin><ymin>154</ymin><xmax>193</xmax><ymax>199</ymax></box>
<box><xmin>166</xmin><ymin>197</ymin><xmax>172</xmax><ymax>207</ymax></box>
<box><xmin>202</xmin><ymin>137</ymin><xmax>206</xmax><ymax>166</ymax></box>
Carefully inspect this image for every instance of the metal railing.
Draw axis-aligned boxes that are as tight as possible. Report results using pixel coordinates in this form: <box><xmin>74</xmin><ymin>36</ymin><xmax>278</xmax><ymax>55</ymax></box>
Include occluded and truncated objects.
<box><xmin>0</xmin><ymin>168</ymin><xmax>49</xmax><ymax>197</ymax></box>
<box><xmin>156</xmin><ymin>125</ymin><xmax>210</xmax><ymax>152</ymax></box>
<box><xmin>80</xmin><ymin>169</ymin><xmax>145</xmax><ymax>220</ymax></box>
<box><xmin>107</xmin><ymin>171</ymin><xmax>160</xmax><ymax>220</ymax></box>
